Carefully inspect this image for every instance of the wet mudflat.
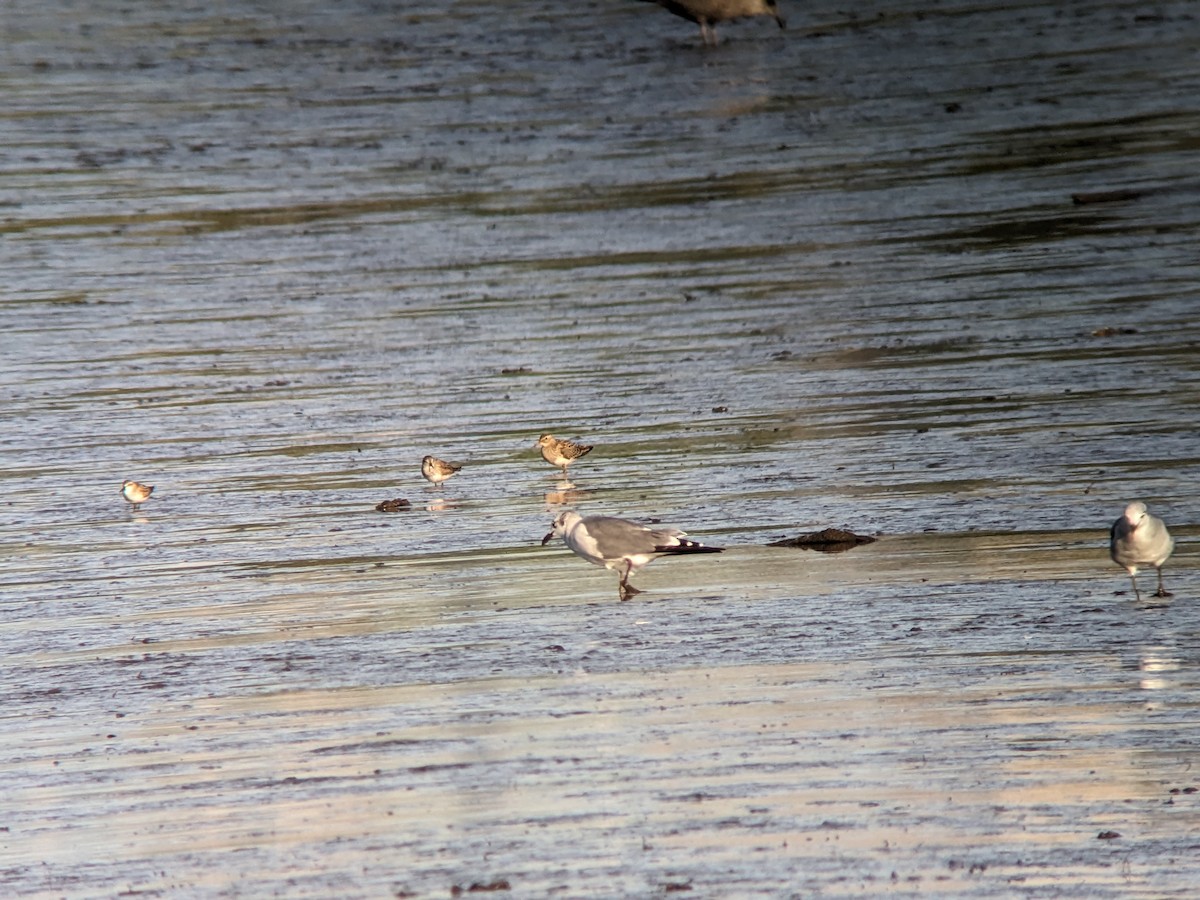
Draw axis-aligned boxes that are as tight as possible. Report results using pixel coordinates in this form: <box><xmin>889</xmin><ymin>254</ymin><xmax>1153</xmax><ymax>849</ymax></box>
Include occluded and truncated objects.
<box><xmin>2</xmin><ymin>0</ymin><xmax>1199</xmax><ymax>896</ymax></box>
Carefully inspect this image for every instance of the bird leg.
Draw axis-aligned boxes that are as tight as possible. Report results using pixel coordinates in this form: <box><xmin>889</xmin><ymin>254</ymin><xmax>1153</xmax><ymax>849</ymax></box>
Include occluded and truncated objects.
<box><xmin>1128</xmin><ymin>572</ymin><xmax>1141</xmax><ymax>602</ymax></box>
<box><xmin>700</xmin><ymin>20</ymin><xmax>717</xmax><ymax>46</ymax></box>
<box><xmin>618</xmin><ymin>563</ymin><xmax>641</xmax><ymax>601</ymax></box>
<box><xmin>1154</xmin><ymin>567</ymin><xmax>1173</xmax><ymax>598</ymax></box>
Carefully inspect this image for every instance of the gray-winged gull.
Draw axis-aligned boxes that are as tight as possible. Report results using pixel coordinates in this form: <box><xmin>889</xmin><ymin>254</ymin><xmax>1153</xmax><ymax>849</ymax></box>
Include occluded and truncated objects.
<box><xmin>1110</xmin><ymin>501</ymin><xmax>1174</xmax><ymax>600</ymax></box>
<box><xmin>542</xmin><ymin>510</ymin><xmax>724</xmax><ymax>600</ymax></box>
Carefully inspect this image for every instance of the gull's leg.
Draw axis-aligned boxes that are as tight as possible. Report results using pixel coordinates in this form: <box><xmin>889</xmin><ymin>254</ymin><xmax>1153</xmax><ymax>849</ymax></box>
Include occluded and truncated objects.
<box><xmin>618</xmin><ymin>561</ymin><xmax>641</xmax><ymax>601</ymax></box>
<box><xmin>1129</xmin><ymin>572</ymin><xmax>1141</xmax><ymax>602</ymax></box>
<box><xmin>1154</xmin><ymin>567</ymin><xmax>1172</xmax><ymax>598</ymax></box>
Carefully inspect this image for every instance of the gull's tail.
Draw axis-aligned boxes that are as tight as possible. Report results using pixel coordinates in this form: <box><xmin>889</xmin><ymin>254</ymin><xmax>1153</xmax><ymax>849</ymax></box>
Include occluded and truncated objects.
<box><xmin>655</xmin><ymin>538</ymin><xmax>724</xmax><ymax>555</ymax></box>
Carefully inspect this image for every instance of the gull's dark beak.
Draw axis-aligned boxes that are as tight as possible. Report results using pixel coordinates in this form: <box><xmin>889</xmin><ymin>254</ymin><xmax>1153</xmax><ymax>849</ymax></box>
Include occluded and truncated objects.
<box><xmin>541</xmin><ymin>530</ymin><xmax>555</xmax><ymax>545</ymax></box>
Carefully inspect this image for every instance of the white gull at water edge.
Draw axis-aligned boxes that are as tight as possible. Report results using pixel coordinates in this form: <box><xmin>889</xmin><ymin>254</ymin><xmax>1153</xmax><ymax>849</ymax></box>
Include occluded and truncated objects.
<box><xmin>542</xmin><ymin>510</ymin><xmax>724</xmax><ymax>600</ymax></box>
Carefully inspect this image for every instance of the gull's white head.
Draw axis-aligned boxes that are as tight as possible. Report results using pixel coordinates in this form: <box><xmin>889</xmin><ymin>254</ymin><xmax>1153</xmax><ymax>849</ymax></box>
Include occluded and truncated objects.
<box><xmin>541</xmin><ymin>510</ymin><xmax>579</xmax><ymax>544</ymax></box>
<box><xmin>1124</xmin><ymin>501</ymin><xmax>1148</xmax><ymax>527</ymax></box>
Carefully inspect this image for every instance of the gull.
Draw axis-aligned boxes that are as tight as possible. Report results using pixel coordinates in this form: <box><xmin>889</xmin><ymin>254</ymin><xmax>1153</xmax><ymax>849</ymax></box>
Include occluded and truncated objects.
<box><xmin>421</xmin><ymin>455</ymin><xmax>462</xmax><ymax>489</ymax></box>
<box><xmin>1110</xmin><ymin>501</ymin><xmax>1174</xmax><ymax>600</ymax></box>
<box><xmin>536</xmin><ymin>434</ymin><xmax>593</xmax><ymax>477</ymax></box>
<box><xmin>639</xmin><ymin>0</ymin><xmax>786</xmax><ymax>46</ymax></box>
<box><xmin>121</xmin><ymin>479</ymin><xmax>154</xmax><ymax>509</ymax></box>
<box><xmin>542</xmin><ymin>510</ymin><xmax>724</xmax><ymax>600</ymax></box>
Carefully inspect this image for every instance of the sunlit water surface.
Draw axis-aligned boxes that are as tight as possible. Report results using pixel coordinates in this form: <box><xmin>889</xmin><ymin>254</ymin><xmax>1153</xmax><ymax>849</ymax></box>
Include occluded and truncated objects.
<box><xmin>2</xmin><ymin>0</ymin><xmax>1198</xmax><ymax>896</ymax></box>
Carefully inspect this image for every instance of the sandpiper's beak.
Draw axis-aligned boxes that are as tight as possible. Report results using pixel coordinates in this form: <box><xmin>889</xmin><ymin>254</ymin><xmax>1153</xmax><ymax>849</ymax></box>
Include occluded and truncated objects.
<box><xmin>541</xmin><ymin>530</ymin><xmax>555</xmax><ymax>545</ymax></box>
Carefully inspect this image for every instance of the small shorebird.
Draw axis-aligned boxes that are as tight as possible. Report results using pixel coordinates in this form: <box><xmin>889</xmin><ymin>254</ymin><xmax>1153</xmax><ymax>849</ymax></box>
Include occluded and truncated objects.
<box><xmin>121</xmin><ymin>479</ymin><xmax>154</xmax><ymax>509</ymax></box>
<box><xmin>537</xmin><ymin>434</ymin><xmax>593</xmax><ymax>477</ymax></box>
<box><xmin>421</xmin><ymin>455</ymin><xmax>461</xmax><ymax>488</ymax></box>
<box><xmin>639</xmin><ymin>0</ymin><xmax>786</xmax><ymax>45</ymax></box>
<box><xmin>542</xmin><ymin>510</ymin><xmax>724</xmax><ymax>600</ymax></box>
<box><xmin>1110</xmin><ymin>501</ymin><xmax>1174</xmax><ymax>601</ymax></box>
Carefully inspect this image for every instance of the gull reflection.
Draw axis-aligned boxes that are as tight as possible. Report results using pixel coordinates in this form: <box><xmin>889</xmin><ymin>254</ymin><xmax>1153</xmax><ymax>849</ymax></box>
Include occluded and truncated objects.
<box><xmin>1138</xmin><ymin>647</ymin><xmax>1180</xmax><ymax>691</ymax></box>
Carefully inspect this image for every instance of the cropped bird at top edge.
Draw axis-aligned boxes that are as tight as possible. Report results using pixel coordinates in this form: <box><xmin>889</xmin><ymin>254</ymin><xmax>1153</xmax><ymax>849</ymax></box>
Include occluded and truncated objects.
<box><xmin>639</xmin><ymin>0</ymin><xmax>786</xmax><ymax>46</ymax></box>
<box><xmin>121</xmin><ymin>479</ymin><xmax>154</xmax><ymax>508</ymax></box>
<box><xmin>421</xmin><ymin>455</ymin><xmax>462</xmax><ymax>488</ymax></box>
<box><xmin>1109</xmin><ymin>501</ymin><xmax>1174</xmax><ymax>601</ymax></box>
<box><xmin>542</xmin><ymin>510</ymin><xmax>724</xmax><ymax>600</ymax></box>
<box><xmin>536</xmin><ymin>434</ymin><xmax>593</xmax><ymax>477</ymax></box>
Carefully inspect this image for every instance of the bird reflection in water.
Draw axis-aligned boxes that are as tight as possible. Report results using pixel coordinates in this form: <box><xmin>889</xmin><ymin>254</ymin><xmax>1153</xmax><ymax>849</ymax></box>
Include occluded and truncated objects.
<box><xmin>545</xmin><ymin>485</ymin><xmax>591</xmax><ymax>507</ymax></box>
<box><xmin>1138</xmin><ymin>647</ymin><xmax>1180</xmax><ymax>691</ymax></box>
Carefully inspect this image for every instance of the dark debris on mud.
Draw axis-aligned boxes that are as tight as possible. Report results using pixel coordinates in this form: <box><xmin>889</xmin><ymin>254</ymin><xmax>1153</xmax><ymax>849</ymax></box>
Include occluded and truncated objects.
<box><xmin>767</xmin><ymin>527</ymin><xmax>878</xmax><ymax>552</ymax></box>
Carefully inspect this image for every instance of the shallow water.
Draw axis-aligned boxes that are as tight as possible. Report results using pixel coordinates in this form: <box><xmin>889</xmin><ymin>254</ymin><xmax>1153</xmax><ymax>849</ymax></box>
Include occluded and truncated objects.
<box><xmin>2</xmin><ymin>0</ymin><xmax>1199</xmax><ymax>896</ymax></box>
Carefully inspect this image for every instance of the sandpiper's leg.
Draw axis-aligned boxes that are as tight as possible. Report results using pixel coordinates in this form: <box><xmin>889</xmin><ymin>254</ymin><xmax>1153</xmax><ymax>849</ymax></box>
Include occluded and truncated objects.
<box><xmin>1153</xmin><ymin>567</ymin><xmax>1172</xmax><ymax>598</ymax></box>
<box><xmin>700</xmin><ymin>21</ymin><xmax>716</xmax><ymax>46</ymax></box>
